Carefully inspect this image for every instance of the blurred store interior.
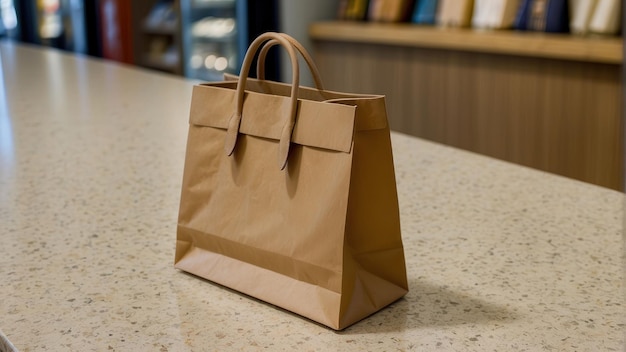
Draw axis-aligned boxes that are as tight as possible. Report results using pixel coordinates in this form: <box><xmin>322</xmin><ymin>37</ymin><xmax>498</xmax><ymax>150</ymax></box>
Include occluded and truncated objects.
<box><xmin>0</xmin><ymin>0</ymin><xmax>624</xmax><ymax>191</ymax></box>
<box><xmin>0</xmin><ymin>0</ymin><xmax>337</xmax><ymax>83</ymax></box>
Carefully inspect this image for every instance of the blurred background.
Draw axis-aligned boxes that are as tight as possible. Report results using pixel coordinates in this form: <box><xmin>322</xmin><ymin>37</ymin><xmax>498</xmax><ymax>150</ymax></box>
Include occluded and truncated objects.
<box><xmin>0</xmin><ymin>0</ymin><xmax>623</xmax><ymax>191</ymax></box>
<box><xmin>0</xmin><ymin>0</ymin><xmax>337</xmax><ymax>83</ymax></box>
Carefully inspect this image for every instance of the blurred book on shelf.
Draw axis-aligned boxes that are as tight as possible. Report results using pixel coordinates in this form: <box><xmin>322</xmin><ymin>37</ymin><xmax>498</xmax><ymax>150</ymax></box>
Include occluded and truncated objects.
<box><xmin>513</xmin><ymin>0</ymin><xmax>531</xmax><ymax>28</ymax></box>
<box><xmin>588</xmin><ymin>0</ymin><xmax>621</xmax><ymax>35</ymax></box>
<box><xmin>412</xmin><ymin>0</ymin><xmax>438</xmax><ymax>24</ymax></box>
<box><xmin>514</xmin><ymin>0</ymin><xmax>569</xmax><ymax>32</ymax></box>
<box><xmin>338</xmin><ymin>0</ymin><xmax>370</xmax><ymax>20</ymax></box>
<box><xmin>569</xmin><ymin>0</ymin><xmax>597</xmax><ymax>34</ymax></box>
<box><xmin>437</xmin><ymin>0</ymin><xmax>474</xmax><ymax>27</ymax></box>
<box><xmin>333</xmin><ymin>0</ymin><xmax>622</xmax><ymax>37</ymax></box>
<box><xmin>472</xmin><ymin>0</ymin><xmax>520</xmax><ymax>29</ymax></box>
<box><xmin>368</xmin><ymin>0</ymin><xmax>415</xmax><ymax>22</ymax></box>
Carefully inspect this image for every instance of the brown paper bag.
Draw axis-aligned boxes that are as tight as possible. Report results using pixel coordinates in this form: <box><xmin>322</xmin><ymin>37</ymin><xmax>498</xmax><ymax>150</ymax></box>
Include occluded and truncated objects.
<box><xmin>175</xmin><ymin>32</ymin><xmax>408</xmax><ymax>330</ymax></box>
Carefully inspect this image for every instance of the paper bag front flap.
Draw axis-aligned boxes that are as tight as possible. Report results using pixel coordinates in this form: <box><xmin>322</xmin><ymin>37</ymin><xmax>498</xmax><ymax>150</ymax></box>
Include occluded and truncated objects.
<box><xmin>222</xmin><ymin>75</ymin><xmax>389</xmax><ymax>132</ymax></box>
<box><xmin>189</xmin><ymin>84</ymin><xmax>357</xmax><ymax>153</ymax></box>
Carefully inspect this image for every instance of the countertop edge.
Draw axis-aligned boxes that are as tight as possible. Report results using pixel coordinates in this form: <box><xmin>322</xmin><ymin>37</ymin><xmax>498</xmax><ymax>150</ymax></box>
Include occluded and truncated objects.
<box><xmin>0</xmin><ymin>330</ymin><xmax>18</xmax><ymax>352</ymax></box>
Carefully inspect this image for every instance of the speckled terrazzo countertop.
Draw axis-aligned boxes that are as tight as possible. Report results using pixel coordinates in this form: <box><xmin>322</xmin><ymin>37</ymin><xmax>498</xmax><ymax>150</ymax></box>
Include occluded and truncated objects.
<box><xmin>0</xmin><ymin>41</ymin><xmax>624</xmax><ymax>352</ymax></box>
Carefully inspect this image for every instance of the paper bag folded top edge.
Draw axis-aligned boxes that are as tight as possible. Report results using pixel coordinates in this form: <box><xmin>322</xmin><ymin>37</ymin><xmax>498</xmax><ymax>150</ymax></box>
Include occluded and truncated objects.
<box><xmin>189</xmin><ymin>83</ymin><xmax>389</xmax><ymax>153</ymax></box>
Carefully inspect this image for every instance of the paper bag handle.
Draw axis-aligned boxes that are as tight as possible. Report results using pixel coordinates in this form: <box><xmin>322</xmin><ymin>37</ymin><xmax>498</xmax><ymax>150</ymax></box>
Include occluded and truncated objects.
<box><xmin>256</xmin><ymin>34</ymin><xmax>324</xmax><ymax>91</ymax></box>
<box><xmin>224</xmin><ymin>32</ymin><xmax>301</xmax><ymax>170</ymax></box>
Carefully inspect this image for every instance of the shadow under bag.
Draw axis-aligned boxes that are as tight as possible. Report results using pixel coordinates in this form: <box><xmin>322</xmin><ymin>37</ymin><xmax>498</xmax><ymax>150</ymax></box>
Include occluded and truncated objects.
<box><xmin>175</xmin><ymin>32</ymin><xmax>408</xmax><ymax>330</ymax></box>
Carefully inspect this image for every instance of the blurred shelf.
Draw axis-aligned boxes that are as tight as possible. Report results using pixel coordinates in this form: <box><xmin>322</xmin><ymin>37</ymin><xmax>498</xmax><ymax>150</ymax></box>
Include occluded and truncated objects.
<box><xmin>190</xmin><ymin>34</ymin><xmax>238</xmax><ymax>43</ymax></box>
<box><xmin>310</xmin><ymin>20</ymin><xmax>624</xmax><ymax>190</ymax></box>
<box><xmin>192</xmin><ymin>0</ymin><xmax>236</xmax><ymax>9</ymax></box>
<box><xmin>131</xmin><ymin>1</ymin><xmax>184</xmax><ymax>75</ymax></box>
<box><xmin>142</xmin><ymin>23</ymin><xmax>178</xmax><ymax>35</ymax></box>
<box><xmin>309</xmin><ymin>21</ymin><xmax>623</xmax><ymax>64</ymax></box>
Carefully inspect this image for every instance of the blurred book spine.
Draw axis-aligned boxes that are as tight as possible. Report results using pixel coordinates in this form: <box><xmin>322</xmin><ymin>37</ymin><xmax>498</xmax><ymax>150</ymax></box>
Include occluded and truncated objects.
<box><xmin>515</xmin><ymin>0</ymin><xmax>569</xmax><ymax>32</ymax></box>
<box><xmin>437</xmin><ymin>0</ymin><xmax>474</xmax><ymax>27</ymax></box>
<box><xmin>412</xmin><ymin>0</ymin><xmax>438</xmax><ymax>24</ymax></box>
<box><xmin>588</xmin><ymin>0</ymin><xmax>621</xmax><ymax>35</ymax></box>
<box><xmin>513</xmin><ymin>0</ymin><xmax>531</xmax><ymax>29</ymax></box>
<box><xmin>338</xmin><ymin>0</ymin><xmax>370</xmax><ymax>21</ymax></box>
<box><xmin>368</xmin><ymin>0</ymin><xmax>415</xmax><ymax>22</ymax></box>
<box><xmin>569</xmin><ymin>0</ymin><xmax>597</xmax><ymax>34</ymax></box>
<box><xmin>472</xmin><ymin>0</ymin><xmax>521</xmax><ymax>29</ymax></box>
<box><xmin>336</xmin><ymin>0</ymin><xmax>622</xmax><ymax>37</ymax></box>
